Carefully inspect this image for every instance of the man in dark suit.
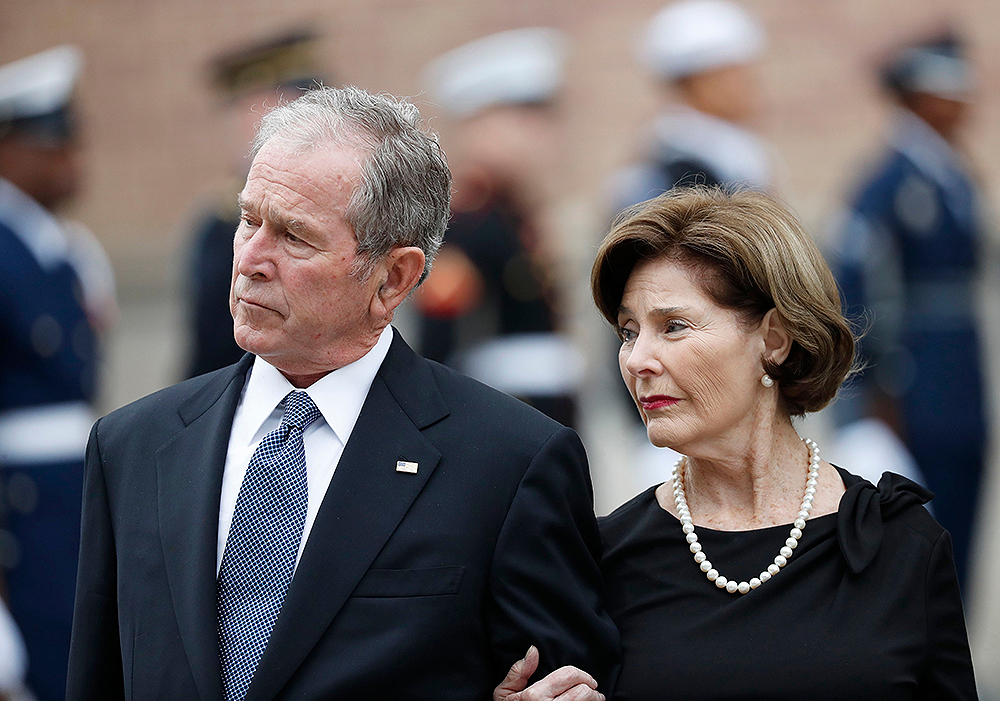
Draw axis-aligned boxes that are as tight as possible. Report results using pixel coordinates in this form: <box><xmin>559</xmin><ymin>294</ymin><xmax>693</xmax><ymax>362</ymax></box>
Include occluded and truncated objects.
<box><xmin>66</xmin><ymin>85</ymin><xmax>618</xmax><ymax>700</ymax></box>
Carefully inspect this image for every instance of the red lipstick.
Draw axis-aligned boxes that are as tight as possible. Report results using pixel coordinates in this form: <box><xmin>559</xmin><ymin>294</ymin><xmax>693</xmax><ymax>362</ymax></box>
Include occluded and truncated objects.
<box><xmin>640</xmin><ymin>395</ymin><xmax>680</xmax><ymax>411</ymax></box>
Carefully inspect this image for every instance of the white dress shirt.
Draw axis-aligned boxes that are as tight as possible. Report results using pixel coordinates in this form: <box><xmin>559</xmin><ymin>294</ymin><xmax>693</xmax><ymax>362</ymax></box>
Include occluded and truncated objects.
<box><xmin>216</xmin><ymin>326</ymin><xmax>393</xmax><ymax>573</ymax></box>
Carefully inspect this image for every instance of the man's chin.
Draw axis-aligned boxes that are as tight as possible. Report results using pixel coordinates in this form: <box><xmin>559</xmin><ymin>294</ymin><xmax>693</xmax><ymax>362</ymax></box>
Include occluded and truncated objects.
<box><xmin>232</xmin><ymin>325</ymin><xmax>276</xmax><ymax>357</ymax></box>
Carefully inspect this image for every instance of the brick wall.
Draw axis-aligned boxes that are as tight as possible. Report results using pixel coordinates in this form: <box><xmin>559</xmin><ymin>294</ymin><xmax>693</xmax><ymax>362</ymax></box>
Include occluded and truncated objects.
<box><xmin>2</xmin><ymin>0</ymin><xmax>998</xmax><ymax>290</ymax></box>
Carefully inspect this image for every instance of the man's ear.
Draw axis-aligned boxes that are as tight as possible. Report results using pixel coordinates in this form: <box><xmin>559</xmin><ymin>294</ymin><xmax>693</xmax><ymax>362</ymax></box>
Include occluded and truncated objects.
<box><xmin>760</xmin><ymin>307</ymin><xmax>792</xmax><ymax>366</ymax></box>
<box><xmin>370</xmin><ymin>246</ymin><xmax>426</xmax><ymax>320</ymax></box>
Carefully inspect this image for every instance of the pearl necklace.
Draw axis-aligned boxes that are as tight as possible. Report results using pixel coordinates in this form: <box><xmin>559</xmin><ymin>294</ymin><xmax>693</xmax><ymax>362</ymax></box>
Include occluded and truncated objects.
<box><xmin>672</xmin><ymin>438</ymin><xmax>821</xmax><ymax>595</ymax></box>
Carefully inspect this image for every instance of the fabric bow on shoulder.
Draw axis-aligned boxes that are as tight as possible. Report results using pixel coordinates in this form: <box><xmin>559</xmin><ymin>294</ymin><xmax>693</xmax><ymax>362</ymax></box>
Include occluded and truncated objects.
<box><xmin>837</xmin><ymin>472</ymin><xmax>934</xmax><ymax>574</ymax></box>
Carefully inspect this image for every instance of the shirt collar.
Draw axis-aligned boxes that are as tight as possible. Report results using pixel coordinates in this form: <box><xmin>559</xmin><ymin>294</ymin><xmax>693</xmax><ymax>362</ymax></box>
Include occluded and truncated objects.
<box><xmin>240</xmin><ymin>325</ymin><xmax>394</xmax><ymax>445</ymax></box>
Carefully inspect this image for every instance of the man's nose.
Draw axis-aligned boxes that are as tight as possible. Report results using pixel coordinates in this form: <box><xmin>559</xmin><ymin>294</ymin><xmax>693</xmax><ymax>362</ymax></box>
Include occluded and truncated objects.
<box><xmin>235</xmin><ymin>225</ymin><xmax>277</xmax><ymax>279</ymax></box>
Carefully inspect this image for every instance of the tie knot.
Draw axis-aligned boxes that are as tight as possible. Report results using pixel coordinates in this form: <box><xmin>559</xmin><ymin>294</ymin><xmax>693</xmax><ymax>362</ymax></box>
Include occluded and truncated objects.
<box><xmin>281</xmin><ymin>391</ymin><xmax>322</xmax><ymax>431</ymax></box>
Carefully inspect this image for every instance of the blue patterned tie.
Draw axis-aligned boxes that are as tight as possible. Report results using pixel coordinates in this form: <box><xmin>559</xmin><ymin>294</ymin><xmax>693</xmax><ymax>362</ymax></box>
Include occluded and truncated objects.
<box><xmin>217</xmin><ymin>390</ymin><xmax>321</xmax><ymax>701</ymax></box>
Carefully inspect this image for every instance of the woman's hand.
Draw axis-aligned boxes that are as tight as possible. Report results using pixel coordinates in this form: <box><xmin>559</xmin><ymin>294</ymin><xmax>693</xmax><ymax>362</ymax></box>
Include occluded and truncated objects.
<box><xmin>494</xmin><ymin>646</ymin><xmax>606</xmax><ymax>701</ymax></box>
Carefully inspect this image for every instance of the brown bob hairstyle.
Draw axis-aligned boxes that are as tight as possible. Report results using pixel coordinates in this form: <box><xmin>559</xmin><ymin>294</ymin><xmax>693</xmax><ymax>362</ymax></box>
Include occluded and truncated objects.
<box><xmin>592</xmin><ymin>187</ymin><xmax>857</xmax><ymax>416</ymax></box>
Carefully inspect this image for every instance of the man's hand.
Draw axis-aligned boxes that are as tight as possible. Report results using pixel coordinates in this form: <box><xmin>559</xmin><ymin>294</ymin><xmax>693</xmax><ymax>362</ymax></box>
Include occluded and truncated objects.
<box><xmin>494</xmin><ymin>646</ymin><xmax>606</xmax><ymax>701</ymax></box>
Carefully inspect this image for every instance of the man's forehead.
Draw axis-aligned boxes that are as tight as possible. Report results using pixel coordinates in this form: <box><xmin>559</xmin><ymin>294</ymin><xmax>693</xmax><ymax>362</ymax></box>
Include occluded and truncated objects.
<box><xmin>241</xmin><ymin>142</ymin><xmax>364</xmax><ymax>209</ymax></box>
<box><xmin>237</xmin><ymin>179</ymin><xmax>328</xmax><ymax>226</ymax></box>
<box><xmin>251</xmin><ymin>137</ymin><xmax>368</xmax><ymax>178</ymax></box>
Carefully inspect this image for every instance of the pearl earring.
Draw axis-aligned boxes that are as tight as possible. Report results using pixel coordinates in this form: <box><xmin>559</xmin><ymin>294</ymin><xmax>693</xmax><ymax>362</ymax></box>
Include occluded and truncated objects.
<box><xmin>761</xmin><ymin>374</ymin><xmax>774</xmax><ymax>388</ymax></box>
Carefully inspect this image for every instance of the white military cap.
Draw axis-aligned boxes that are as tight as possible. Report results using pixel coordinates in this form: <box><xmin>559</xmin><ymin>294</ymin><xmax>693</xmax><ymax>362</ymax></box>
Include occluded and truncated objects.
<box><xmin>882</xmin><ymin>34</ymin><xmax>973</xmax><ymax>100</ymax></box>
<box><xmin>425</xmin><ymin>28</ymin><xmax>566</xmax><ymax>118</ymax></box>
<box><xmin>641</xmin><ymin>0</ymin><xmax>764</xmax><ymax>79</ymax></box>
<box><xmin>0</xmin><ymin>45</ymin><xmax>82</xmax><ymax>123</ymax></box>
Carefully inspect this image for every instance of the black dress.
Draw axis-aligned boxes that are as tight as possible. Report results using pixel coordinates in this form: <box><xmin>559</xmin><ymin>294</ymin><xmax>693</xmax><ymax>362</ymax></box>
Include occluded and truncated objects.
<box><xmin>599</xmin><ymin>468</ymin><xmax>977</xmax><ymax>700</ymax></box>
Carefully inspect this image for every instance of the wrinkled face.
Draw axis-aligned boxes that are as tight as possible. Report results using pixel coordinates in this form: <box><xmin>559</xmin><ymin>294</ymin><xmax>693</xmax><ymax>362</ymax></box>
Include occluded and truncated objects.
<box><xmin>617</xmin><ymin>256</ymin><xmax>769</xmax><ymax>454</ymax></box>
<box><xmin>230</xmin><ymin>138</ymin><xmax>382</xmax><ymax>376</ymax></box>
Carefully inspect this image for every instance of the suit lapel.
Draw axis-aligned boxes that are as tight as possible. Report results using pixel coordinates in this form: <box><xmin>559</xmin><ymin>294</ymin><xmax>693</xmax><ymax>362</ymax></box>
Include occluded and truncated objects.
<box><xmin>156</xmin><ymin>355</ymin><xmax>253</xmax><ymax>701</ymax></box>
<box><xmin>245</xmin><ymin>335</ymin><xmax>448</xmax><ymax>701</ymax></box>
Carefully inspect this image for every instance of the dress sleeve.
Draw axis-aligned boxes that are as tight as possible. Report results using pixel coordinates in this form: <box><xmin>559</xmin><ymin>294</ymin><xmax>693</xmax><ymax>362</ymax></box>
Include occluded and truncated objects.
<box><xmin>486</xmin><ymin>426</ymin><xmax>621</xmax><ymax>693</ymax></box>
<box><xmin>918</xmin><ymin>530</ymin><xmax>978</xmax><ymax>700</ymax></box>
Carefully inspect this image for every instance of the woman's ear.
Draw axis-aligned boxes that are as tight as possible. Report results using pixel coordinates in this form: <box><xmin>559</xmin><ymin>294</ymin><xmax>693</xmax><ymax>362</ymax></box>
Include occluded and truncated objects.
<box><xmin>760</xmin><ymin>308</ymin><xmax>792</xmax><ymax>366</ymax></box>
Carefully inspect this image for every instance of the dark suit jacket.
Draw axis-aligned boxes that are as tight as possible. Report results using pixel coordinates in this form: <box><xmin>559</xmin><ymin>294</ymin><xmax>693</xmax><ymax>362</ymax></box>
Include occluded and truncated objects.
<box><xmin>67</xmin><ymin>332</ymin><xmax>620</xmax><ymax>700</ymax></box>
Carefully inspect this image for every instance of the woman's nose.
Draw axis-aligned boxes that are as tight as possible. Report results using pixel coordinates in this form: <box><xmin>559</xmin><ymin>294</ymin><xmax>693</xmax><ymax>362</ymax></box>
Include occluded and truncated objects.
<box><xmin>624</xmin><ymin>332</ymin><xmax>662</xmax><ymax>378</ymax></box>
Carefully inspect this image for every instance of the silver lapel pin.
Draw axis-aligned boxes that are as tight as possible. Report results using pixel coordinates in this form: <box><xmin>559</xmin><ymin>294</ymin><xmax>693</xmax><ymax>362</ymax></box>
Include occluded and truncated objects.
<box><xmin>396</xmin><ymin>460</ymin><xmax>418</xmax><ymax>474</ymax></box>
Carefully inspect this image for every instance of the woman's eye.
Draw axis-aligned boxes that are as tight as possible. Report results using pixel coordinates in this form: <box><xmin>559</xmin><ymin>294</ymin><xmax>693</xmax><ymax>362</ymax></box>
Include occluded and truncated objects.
<box><xmin>617</xmin><ymin>327</ymin><xmax>637</xmax><ymax>343</ymax></box>
<box><xmin>665</xmin><ymin>321</ymin><xmax>688</xmax><ymax>333</ymax></box>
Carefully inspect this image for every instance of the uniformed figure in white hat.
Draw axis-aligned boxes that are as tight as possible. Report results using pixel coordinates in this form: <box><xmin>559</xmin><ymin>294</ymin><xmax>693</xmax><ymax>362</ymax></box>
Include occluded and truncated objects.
<box><xmin>0</xmin><ymin>44</ymin><xmax>115</xmax><ymax>701</ymax></box>
<box><xmin>611</xmin><ymin>0</ymin><xmax>777</xmax><ymax>216</ymax></box>
<box><xmin>414</xmin><ymin>28</ymin><xmax>583</xmax><ymax>428</ymax></box>
<box><xmin>831</xmin><ymin>31</ymin><xmax>984</xmax><ymax>590</ymax></box>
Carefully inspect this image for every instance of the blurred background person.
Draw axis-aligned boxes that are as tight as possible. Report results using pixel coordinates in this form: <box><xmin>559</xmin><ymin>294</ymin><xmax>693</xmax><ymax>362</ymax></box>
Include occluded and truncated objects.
<box><xmin>831</xmin><ymin>31</ymin><xmax>985</xmax><ymax>591</ymax></box>
<box><xmin>415</xmin><ymin>28</ymin><xmax>583</xmax><ymax>427</ymax></box>
<box><xmin>183</xmin><ymin>30</ymin><xmax>326</xmax><ymax>378</ymax></box>
<box><xmin>610</xmin><ymin>0</ymin><xmax>776</xmax><ymax>214</ymax></box>
<box><xmin>0</xmin><ymin>45</ymin><xmax>116</xmax><ymax>700</ymax></box>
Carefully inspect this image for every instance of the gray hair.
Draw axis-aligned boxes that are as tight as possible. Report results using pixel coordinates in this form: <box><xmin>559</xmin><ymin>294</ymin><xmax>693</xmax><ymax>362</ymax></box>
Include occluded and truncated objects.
<box><xmin>252</xmin><ymin>85</ymin><xmax>452</xmax><ymax>283</ymax></box>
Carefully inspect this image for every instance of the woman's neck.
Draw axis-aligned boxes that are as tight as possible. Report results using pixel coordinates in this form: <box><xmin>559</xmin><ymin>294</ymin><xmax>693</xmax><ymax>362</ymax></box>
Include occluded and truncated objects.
<box><xmin>656</xmin><ymin>418</ymin><xmax>844</xmax><ymax>530</ymax></box>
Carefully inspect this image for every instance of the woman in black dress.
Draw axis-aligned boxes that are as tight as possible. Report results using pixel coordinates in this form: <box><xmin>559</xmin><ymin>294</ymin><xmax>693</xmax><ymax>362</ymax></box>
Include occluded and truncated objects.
<box><xmin>495</xmin><ymin>187</ymin><xmax>977</xmax><ymax>700</ymax></box>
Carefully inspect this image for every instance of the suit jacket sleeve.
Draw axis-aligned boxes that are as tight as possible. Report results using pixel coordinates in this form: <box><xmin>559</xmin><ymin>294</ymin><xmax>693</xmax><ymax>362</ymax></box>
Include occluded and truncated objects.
<box><xmin>67</xmin><ymin>419</ymin><xmax>126</xmax><ymax>700</ymax></box>
<box><xmin>486</xmin><ymin>425</ymin><xmax>621</xmax><ymax>692</ymax></box>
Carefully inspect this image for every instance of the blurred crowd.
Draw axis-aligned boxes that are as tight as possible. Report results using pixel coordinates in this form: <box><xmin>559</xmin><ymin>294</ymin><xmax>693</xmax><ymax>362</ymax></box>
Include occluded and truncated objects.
<box><xmin>0</xmin><ymin>1</ymin><xmax>996</xmax><ymax>697</ymax></box>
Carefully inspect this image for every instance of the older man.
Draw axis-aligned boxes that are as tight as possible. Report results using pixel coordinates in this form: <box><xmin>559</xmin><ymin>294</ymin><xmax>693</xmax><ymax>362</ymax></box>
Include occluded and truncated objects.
<box><xmin>66</xmin><ymin>86</ymin><xmax>618</xmax><ymax>700</ymax></box>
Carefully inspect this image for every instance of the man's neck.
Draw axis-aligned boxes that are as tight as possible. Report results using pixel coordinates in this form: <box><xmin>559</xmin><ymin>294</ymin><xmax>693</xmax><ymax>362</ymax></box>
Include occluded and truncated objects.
<box><xmin>271</xmin><ymin>325</ymin><xmax>393</xmax><ymax>388</ymax></box>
